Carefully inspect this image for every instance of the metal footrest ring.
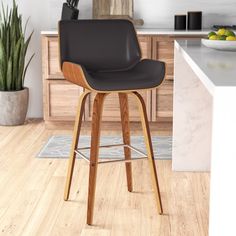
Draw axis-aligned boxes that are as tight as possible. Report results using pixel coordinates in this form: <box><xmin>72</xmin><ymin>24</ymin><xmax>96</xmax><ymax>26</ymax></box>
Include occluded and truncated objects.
<box><xmin>74</xmin><ymin>144</ymin><xmax>148</xmax><ymax>165</ymax></box>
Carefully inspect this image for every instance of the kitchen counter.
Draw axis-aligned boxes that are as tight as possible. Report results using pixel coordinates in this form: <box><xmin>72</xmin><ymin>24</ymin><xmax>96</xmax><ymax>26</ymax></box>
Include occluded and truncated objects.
<box><xmin>173</xmin><ymin>39</ymin><xmax>236</xmax><ymax>235</ymax></box>
<box><xmin>41</xmin><ymin>28</ymin><xmax>209</xmax><ymax>36</ymax></box>
<box><xmin>136</xmin><ymin>28</ymin><xmax>209</xmax><ymax>35</ymax></box>
<box><xmin>175</xmin><ymin>40</ymin><xmax>236</xmax><ymax>95</ymax></box>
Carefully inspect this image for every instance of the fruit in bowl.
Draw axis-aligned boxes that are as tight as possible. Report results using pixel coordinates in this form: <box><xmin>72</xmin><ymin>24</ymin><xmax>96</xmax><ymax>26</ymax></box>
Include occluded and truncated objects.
<box><xmin>226</xmin><ymin>36</ymin><xmax>236</xmax><ymax>41</ymax></box>
<box><xmin>208</xmin><ymin>28</ymin><xmax>236</xmax><ymax>41</ymax></box>
<box><xmin>202</xmin><ymin>28</ymin><xmax>236</xmax><ymax>51</ymax></box>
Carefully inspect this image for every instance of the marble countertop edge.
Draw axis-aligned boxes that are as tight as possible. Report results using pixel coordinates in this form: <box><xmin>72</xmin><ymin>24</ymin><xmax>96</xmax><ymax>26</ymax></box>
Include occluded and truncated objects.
<box><xmin>174</xmin><ymin>40</ymin><xmax>236</xmax><ymax>95</ymax></box>
<box><xmin>174</xmin><ymin>41</ymin><xmax>215</xmax><ymax>96</ymax></box>
<box><xmin>41</xmin><ymin>28</ymin><xmax>210</xmax><ymax>36</ymax></box>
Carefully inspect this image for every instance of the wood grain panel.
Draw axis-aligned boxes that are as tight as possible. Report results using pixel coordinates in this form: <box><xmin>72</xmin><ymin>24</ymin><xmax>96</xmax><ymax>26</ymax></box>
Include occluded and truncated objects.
<box><xmin>131</xmin><ymin>92</ymin><xmax>163</xmax><ymax>214</ymax></box>
<box><xmin>85</xmin><ymin>91</ymin><xmax>151</xmax><ymax>122</ymax></box>
<box><xmin>152</xmin><ymin>81</ymin><xmax>173</xmax><ymax>122</ymax></box>
<box><xmin>44</xmin><ymin>80</ymin><xmax>83</xmax><ymax>121</ymax></box>
<box><xmin>138</xmin><ymin>36</ymin><xmax>152</xmax><ymax>59</ymax></box>
<box><xmin>152</xmin><ymin>36</ymin><xmax>174</xmax><ymax>81</ymax></box>
<box><xmin>93</xmin><ymin>0</ymin><xmax>110</xmax><ymax>18</ymax></box>
<box><xmin>110</xmin><ymin>0</ymin><xmax>133</xmax><ymax>16</ymax></box>
<box><xmin>119</xmin><ymin>93</ymin><xmax>133</xmax><ymax>192</ymax></box>
<box><xmin>93</xmin><ymin>0</ymin><xmax>133</xmax><ymax>18</ymax></box>
<box><xmin>87</xmin><ymin>93</ymin><xmax>107</xmax><ymax>225</ymax></box>
<box><xmin>44</xmin><ymin>37</ymin><xmax>63</xmax><ymax>79</ymax></box>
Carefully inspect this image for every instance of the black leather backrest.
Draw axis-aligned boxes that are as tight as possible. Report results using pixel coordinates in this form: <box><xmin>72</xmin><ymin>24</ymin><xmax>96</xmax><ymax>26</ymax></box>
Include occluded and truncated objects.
<box><xmin>59</xmin><ymin>20</ymin><xmax>141</xmax><ymax>72</ymax></box>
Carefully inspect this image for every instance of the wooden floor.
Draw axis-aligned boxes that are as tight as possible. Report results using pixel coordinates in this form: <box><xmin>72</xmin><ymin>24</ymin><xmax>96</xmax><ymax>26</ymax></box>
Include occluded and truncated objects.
<box><xmin>0</xmin><ymin>120</ymin><xmax>209</xmax><ymax>236</ymax></box>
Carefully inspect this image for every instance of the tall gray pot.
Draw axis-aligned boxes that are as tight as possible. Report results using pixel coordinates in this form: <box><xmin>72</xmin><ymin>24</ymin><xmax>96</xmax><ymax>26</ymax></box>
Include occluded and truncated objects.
<box><xmin>0</xmin><ymin>87</ymin><xmax>29</xmax><ymax>126</ymax></box>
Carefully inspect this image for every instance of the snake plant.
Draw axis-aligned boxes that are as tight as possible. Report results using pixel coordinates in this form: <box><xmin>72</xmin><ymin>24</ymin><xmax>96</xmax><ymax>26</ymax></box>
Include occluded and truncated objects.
<box><xmin>0</xmin><ymin>0</ymin><xmax>34</xmax><ymax>91</ymax></box>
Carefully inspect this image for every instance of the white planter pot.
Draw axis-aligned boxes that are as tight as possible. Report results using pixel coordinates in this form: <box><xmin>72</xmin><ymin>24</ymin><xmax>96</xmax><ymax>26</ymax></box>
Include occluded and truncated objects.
<box><xmin>0</xmin><ymin>87</ymin><xmax>29</xmax><ymax>126</ymax></box>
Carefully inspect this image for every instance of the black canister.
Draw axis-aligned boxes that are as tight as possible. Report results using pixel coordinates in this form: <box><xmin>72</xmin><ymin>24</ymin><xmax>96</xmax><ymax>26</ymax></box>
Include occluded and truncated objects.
<box><xmin>175</xmin><ymin>15</ymin><xmax>186</xmax><ymax>30</ymax></box>
<box><xmin>187</xmin><ymin>11</ymin><xmax>202</xmax><ymax>30</ymax></box>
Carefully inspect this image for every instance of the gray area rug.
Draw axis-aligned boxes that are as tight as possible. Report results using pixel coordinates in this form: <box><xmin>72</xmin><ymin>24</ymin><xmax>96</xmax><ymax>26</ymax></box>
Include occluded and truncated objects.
<box><xmin>38</xmin><ymin>135</ymin><xmax>172</xmax><ymax>160</ymax></box>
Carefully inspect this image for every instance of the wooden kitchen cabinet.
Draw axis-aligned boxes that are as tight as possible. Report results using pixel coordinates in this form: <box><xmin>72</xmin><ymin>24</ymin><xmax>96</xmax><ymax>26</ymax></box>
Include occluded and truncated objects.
<box><xmin>42</xmin><ymin>35</ymin><xmax>152</xmax><ymax>123</ymax></box>
<box><xmin>42</xmin><ymin>33</ymin><xmax>202</xmax><ymax>126</ymax></box>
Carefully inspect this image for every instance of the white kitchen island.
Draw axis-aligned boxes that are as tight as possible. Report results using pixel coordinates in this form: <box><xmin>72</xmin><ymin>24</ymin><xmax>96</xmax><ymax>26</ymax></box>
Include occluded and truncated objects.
<box><xmin>173</xmin><ymin>40</ymin><xmax>236</xmax><ymax>236</ymax></box>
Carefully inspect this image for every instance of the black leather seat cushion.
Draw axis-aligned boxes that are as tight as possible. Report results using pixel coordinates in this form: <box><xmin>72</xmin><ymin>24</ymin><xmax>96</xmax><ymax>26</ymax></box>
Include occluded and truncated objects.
<box><xmin>82</xmin><ymin>59</ymin><xmax>165</xmax><ymax>91</ymax></box>
<box><xmin>59</xmin><ymin>20</ymin><xmax>166</xmax><ymax>91</ymax></box>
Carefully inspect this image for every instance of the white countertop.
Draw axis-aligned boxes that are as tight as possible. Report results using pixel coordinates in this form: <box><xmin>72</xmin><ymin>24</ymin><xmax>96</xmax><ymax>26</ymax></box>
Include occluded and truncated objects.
<box><xmin>174</xmin><ymin>38</ymin><xmax>236</xmax><ymax>236</ymax></box>
<box><xmin>175</xmin><ymin>40</ymin><xmax>236</xmax><ymax>95</ymax></box>
<box><xmin>41</xmin><ymin>28</ymin><xmax>209</xmax><ymax>36</ymax></box>
<box><xmin>136</xmin><ymin>28</ymin><xmax>209</xmax><ymax>35</ymax></box>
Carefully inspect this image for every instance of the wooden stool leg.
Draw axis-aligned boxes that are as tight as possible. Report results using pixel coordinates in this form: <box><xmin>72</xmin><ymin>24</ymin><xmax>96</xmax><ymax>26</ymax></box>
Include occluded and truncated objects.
<box><xmin>87</xmin><ymin>93</ymin><xmax>107</xmax><ymax>225</ymax></box>
<box><xmin>131</xmin><ymin>91</ymin><xmax>163</xmax><ymax>214</ymax></box>
<box><xmin>64</xmin><ymin>90</ymin><xmax>90</xmax><ymax>201</ymax></box>
<box><xmin>119</xmin><ymin>93</ymin><xmax>133</xmax><ymax>192</ymax></box>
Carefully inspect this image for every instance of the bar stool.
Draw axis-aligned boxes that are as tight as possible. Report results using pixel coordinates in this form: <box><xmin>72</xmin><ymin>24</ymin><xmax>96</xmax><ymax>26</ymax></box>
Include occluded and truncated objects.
<box><xmin>59</xmin><ymin>19</ymin><xmax>166</xmax><ymax>225</ymax></box>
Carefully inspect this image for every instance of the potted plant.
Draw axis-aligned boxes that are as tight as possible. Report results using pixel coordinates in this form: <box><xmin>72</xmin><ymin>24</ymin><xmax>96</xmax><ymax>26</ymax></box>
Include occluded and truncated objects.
<box><xmin>0</xmin><ymin>0</ymin><xmax>34</xmax><ymax>126</ymax></box>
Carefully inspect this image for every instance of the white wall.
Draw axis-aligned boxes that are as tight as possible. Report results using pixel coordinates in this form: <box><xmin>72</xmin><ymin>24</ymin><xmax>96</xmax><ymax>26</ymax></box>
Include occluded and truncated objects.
<box><xmin>134</xmin><ymin>0</ymin><xmax>236</xmax><ymax>28</ymax></box>
<box><xmin>2</xmin><ymin>0</ymin><xmax>235</xmax><ymax>117</ymax></box>
<box><xmin>1</xmin><ymin>0</ymin><xmax>92</xmax><ymax>118</ymax></box>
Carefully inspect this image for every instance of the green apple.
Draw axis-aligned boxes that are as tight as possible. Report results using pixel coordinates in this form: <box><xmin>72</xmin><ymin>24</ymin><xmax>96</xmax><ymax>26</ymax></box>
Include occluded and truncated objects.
<box><xmin>225</xmin><ymin>30</ymin><xmax>235</xmax><ymax>37</ymax></box>
<box><xmin>208</xmin><ymin>31</ymin><xmax>216</xmax><ymax>39</ymax></box>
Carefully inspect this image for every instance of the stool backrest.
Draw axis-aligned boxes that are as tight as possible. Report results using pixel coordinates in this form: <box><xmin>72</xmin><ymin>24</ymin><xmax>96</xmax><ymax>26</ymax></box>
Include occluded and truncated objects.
<box><xmin>59</xmin><ymin>20</ymin><xmax>141</xmax><ymax>72</ymax></box>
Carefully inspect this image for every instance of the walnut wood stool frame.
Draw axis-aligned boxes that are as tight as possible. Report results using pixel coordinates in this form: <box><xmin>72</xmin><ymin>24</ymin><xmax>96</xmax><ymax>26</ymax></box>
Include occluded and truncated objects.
<box><xmin>59</xmin><ymin>19</ymin><xmax>165</xmax><ymax>225</ymax></box>
<box><xmin>64</xmin><ymin>89</ymin><xmax>163</xmax><ymax>225</ymax></box>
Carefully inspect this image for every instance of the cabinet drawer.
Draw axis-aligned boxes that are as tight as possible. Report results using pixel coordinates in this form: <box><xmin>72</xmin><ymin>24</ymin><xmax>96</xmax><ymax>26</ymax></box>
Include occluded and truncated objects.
<box><xmin>44</xmin><ymin>80</ymin><xmax>83</xmax><ymax>121</ymax></box>
<box><xmin>85</xmin><ymin>91</ymin><xmax>151</xmax><ymax>122</ymax></box>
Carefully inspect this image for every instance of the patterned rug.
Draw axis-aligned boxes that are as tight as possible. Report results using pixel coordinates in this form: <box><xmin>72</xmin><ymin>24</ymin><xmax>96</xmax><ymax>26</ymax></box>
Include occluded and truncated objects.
<box><xmin>37</xmin><ymin>135</ymin><xmax>172</xmax><ymax>160</ymax></box>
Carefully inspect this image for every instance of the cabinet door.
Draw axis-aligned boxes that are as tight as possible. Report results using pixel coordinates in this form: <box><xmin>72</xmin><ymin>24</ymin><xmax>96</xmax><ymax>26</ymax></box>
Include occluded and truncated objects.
<box><xmin>152</xmin><ymin>36</ymin><xmax>174</xmax><ymax>121</ymax></box>
<box><xmin>152</xmin><ymin>80</ymin><xmax>173</xmax><ymax>122</ymax></box>
<box><xmin>42</xmin><ymin>36</ymin><xmax>64</xmax><ymax>79</ymax></box>
<box><xmin>84</xmin><ymin>35</ymin><xmax>152</xmax><ymax>122</ymax></box>
<box><xmin>138</xmin><ymin>35</ymin><xmax>152</xmax><ymax>59</ymax></box>
<box><xmin>152</xmin><ymin>36</ymin><xmax>174</xmax><ymax>81</ymax></box>
<box><xmin>44</xmin><ymin>80</ymin><xmax>83</xmax><ymax>121</ymax></box>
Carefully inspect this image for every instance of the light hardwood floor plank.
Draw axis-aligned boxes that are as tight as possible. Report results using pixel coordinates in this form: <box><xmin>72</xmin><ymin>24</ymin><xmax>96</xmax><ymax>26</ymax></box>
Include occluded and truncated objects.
<box><xmin>0</xmin><ymin>120</ymin><xmax>209</xmax><ymax>236</ymax></box>
<box><xmin>0</xmin><ymin>125</ymin><xmax>60</xmax><ymax>234</ymax></box>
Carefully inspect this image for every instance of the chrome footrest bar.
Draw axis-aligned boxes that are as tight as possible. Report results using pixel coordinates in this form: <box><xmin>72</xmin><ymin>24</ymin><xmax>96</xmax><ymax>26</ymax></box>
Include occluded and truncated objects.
<box><xmin>74</xmin><ymin>143</ymin><xmax>148</xmax><ymax>165</ymax></box>
<box><xmin>97</xmin><ymin>157</ymin><xmax>147</xmax><ymax>165</ymax></box>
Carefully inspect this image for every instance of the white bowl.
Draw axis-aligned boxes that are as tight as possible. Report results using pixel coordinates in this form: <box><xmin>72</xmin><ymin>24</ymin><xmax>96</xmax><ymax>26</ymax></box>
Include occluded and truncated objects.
<box><xmin>201</xmin><ymin>38</ymin><xmax>236</xmax><ymax>51</ymax></box>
